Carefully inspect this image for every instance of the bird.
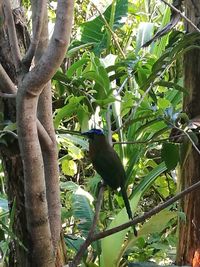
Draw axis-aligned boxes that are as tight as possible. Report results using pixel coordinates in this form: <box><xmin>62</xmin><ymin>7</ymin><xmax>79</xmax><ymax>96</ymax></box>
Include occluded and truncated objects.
<box><xmin>82</xmin><ymin>128</ymin><xmax>137</xmax><ymax>236</ymax></box>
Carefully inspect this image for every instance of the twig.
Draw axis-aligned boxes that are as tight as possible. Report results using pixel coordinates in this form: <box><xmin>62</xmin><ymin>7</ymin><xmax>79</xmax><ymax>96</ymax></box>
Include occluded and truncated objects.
<box><xmin>92</xmin><ymin>3</ymin><xmax>126</xmax><ymax>59</ymax></box>
<box><xmin>113</xmin><ymin>61</ymin><xmax>174</xmax><ymax>134</ymax></box>
<box><xmin>113</xmin><ymin>82</ymin><xmax>153</xmax><ymax>133</ymax></box>
<box><xmin>3</xmin><ymin>0</ymin><xmax>21</xmax><ymax>70</ymax></box>
<box><xmin>106</xmin><ymin>105</ymin><xmax>113</xmax><ymax>145</ymax></box>
<box><xmin>160</xmin><ymin>0</ymin><xmax>200</xmax><ymax>33</ymax></box>
<box><xmin>0</xmin><ymin>92</ymin><xmax>17</xmax><ymax>98</ymax></box>
<box><xmin>70</xmin><ymin>184</ymin><xmax>105</xmax><ymax>267</ymax></box>
<box><xmin>173</xmin><ymin>125</ymin><xmax>200</xmax><ymax>155</ymax></box>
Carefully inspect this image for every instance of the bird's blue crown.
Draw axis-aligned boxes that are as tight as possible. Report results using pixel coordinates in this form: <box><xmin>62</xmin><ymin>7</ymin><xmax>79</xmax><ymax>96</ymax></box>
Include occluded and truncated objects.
<box><xmin>86</xmin><ymin>129</ymin><xmax>104</xmax><ymax>135</ymax></box>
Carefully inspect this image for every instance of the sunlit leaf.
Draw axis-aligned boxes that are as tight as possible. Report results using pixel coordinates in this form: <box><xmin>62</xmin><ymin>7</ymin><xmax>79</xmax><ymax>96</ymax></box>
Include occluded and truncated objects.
<box><xmin>62</xmin><ymin>159</ymin><xmax>77</xmax><ymax>176</ymax></box>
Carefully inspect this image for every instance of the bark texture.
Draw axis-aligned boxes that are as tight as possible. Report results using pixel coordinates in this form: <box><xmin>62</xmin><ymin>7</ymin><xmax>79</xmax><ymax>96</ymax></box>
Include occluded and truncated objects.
<box><xmin>176</xmin><ymin>1</ymin><xmax>200</xmax><ymax>265</ymax></box>
<box><xmin>0</xmin><ymin>3</ymin><xmax>30</xmax><ymax>266</ymax></box>
<box><xmin>0</xmin><ymin>0</ymin><xmax>74</xmax><ymax>266</ymax></box>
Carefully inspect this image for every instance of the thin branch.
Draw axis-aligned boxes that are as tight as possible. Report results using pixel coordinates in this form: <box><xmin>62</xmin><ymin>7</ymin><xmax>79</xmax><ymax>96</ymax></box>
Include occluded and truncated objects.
<box><xmin>160</xmin><ymin>0</ymin><xmax>200</xmax><ymax>33</ymax></box>
<box><xmin>106</xmin><ymin>105</ymin><xmax>113</xmax><ymax>145</ymax></box>
<box><xmin>0</xmin><ymin>92</ymin><xmax>16</xmax><ymax>98</ymax></box>
<box><xmin>113</xmin><ymin>62</ymin><xmax>173</xmax><ymax>134</ymax></box>
<box><xmin>113</xmin><ymin>83</ymin><xmax>153</xmax><ymax>134</ymax></box>
<box><xmin>23</xmin><ymin>0</ymin><xmax>46</xmax><ymax>68</ymax></box>
<box><xmin>92</xmin><ymin>3</ymin><xmax>126</xmax><ymax>59</ymax></box>
<box><xmin>173</xmin><ymin>125</ymin><xmax>200</xmax><ymax>155</ymax></box>
<box><xmin>3</xmin><ymin>0</ymin><xmax>21</xmax><ymax>70</ymax></box>
<box><xmin>70</xmin><ymin>184</ymin><xmax>105</xmax><ymax>267</ymax></box>
<box><xmin>65</xmin><ymin>179</ymin><xmax>200</xmax><ymax>267</ymax></box>
<box><xmin>0</xmin><ymin>64</ymin><xmax>17</xmax><ymax>94</ymax></box>
<box><xmin>0</xmin><ymin>130</ymin><xmax>18</xmax><ymax>139</ymax></box>
<box><xmin>92</xmin><ymin>179</ymin><xmax>200</xmax><ymax>241</ymax></box>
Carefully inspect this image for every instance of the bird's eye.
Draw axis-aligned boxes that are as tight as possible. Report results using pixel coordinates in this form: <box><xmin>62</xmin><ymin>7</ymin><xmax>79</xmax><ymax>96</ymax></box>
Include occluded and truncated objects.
<box><xmin>89</xmin><ymin>133</ymin><xmax>95</xmax><ymax>139</ymax></box>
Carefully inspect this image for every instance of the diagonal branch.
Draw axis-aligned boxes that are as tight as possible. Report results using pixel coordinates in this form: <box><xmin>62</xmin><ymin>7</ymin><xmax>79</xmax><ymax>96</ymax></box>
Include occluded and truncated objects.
<box><xmin>70</xmin><ymin>184</ymin><xmax>105</xmax><ymax>267</ymax></box>
<box><xmin>3</xmin><ymin>0</ymin><xmax>21</xmax><ymax>70</ymax></box>
<box><xmin>160</xmin><ymin>0</ymin><xmax>200</xmax><ymax>33</ymax></box>
<box><xmin>0</xmin><ymin>64</ymin><xmax>17</xmax><ymax>94</ymax></box>
<box><xmin>36</xmin><ymin>120</ymin><xmax>54</xmax><ymax>150</ymax></box>
<box><xmin>66</xmin><ymin>179</ymin><xmax>200</xmax><ymax>266</ymax></box>
<box><xmin>92</xmin><ymin>179</ymin><xmax>200</xmax><ymax>241</ymax></box>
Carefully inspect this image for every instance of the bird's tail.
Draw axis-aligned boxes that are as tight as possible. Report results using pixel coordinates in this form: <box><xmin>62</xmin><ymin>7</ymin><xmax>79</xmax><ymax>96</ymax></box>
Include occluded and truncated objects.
<box><xmin>120</xmin><ymin>185</ymin><xmax>137</xmax><ymax>236</ymax></box>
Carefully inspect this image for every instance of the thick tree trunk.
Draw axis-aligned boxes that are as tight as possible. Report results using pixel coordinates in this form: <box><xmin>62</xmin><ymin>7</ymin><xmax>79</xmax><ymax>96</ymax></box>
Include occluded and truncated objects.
<box><xmin>176</xmin><ymin>1</ymin><xmax>200</xmax><ymax>265</ymax></box>
<box><xmin>0</xmin><ymin>1</ymin><xmax>74</xmax><ymax>265</ymax></box>
<box><xmin>0</xmin><ymin>3</ymin><xmax>30</xmax><ymax>266</ymax></box>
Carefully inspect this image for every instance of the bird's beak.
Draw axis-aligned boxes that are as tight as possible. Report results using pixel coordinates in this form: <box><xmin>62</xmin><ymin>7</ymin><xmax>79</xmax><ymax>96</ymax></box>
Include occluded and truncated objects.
<box><xmin>81</xmin><ymin>131</ymin><xmax>89</xmax><ymax>137</ymax></box>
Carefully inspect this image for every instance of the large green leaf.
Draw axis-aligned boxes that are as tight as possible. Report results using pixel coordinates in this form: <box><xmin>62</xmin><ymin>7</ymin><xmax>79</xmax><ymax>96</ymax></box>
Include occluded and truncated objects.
<box><xmin>72</xmin><ymin>187</ymin><xmax>101</xmax><ymax>254</ymax></box>
<box><xmin>54</xmin><ymin>96</ymin><xmax>86</xmax><ymax>128</ymax></box>
<box><xmin>101</xmin><ymin>162</ymin><xmax>167</xmax><ymax>267</ymax></box>
<box><xmin>79</xmin><ymin>0</ymin><xmax>128</xmax><ymax>54</ymax></box>
<box><xmin>125</xmin><ymin>209</ymin><xmax>177</xmax><ymax>256</ymax></box>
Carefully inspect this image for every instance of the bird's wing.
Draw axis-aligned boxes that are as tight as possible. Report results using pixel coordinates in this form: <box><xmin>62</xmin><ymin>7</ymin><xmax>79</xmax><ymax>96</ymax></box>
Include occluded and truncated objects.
<box><xmin>92</xmin><ymin>149</ymin><xmax>125</xmax><ymax>189</ymax></box>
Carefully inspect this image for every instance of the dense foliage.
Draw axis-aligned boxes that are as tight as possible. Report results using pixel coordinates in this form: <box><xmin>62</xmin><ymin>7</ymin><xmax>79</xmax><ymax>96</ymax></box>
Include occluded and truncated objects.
<box><xmin>0</xmin><ymin>0</ymin><xmax>198</xmax><ymax>266</ymax></box>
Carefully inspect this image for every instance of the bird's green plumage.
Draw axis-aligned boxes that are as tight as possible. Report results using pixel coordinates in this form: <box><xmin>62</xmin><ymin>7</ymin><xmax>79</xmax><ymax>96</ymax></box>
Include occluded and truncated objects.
<box><xmin>83</xmin><ymin>129</ymin><xmax>137</xmax><ymax>235</ymax></box>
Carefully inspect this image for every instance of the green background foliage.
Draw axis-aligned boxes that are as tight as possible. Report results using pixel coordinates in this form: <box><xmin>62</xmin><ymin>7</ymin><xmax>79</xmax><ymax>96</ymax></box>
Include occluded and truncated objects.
<box><xmin>0</xmin><ymin>0</ymin><xmax>197</xmax><ymax>266</ymax></box>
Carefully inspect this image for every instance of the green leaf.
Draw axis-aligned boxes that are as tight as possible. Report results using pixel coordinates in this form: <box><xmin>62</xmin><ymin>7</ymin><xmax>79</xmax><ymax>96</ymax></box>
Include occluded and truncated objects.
<box><xmin>79</xmin><ymin>0</ymin><xmax>128</xmax><ymax>54</ymax></box>
<box><xmin>71</xmin><ymin>187</ymin><xmax>101</xmax><ymax>254</ymax></box>
<box><xmin>65</xmin><ymin>236</ymin><xmax>86</xmax><ymax>253</ymax></box>
<box><xmin>101</xmin><ymin>162</ymin><xmax>167</xmax><ymax>267</ymax></box>
<box><xmin>156</xmin><ymin>80</ymin><xmax>188</xmax><ymax>94</ymax></box>
<box><xmin>67</xmin><ymin>42</ymin><xmax>94</xmax><ymax>57</ymax></box>
<box><xmin>54</xmin><ymin>96</ymin><xmax>85</xmax><ymax>128</ymax></box>
<box><xmin>138</xmin><ymin>209</ymin><xmax>177</xmax><ymax>236</ymax></box>
<box><xmin>57</xmin><ymin>134</ymin><xmax>88</xmax><ymax>150</ymax></box>
<box><xmin>161</xmin><ymin>142</ymin><xmax>179</xmax><ymax>171</ymax></box>
<box><xmin>66</xmin><ymin>58</ymin><xmax>89</xmax><ymax>78</ymax></box>
<box><xmin>60</xmin><ymin>181</ymin><xmax>79</xmax><ymax>191</ymax></box>
<box><xmin>62</xmin><ymin>159</ymin><xmax>77</xmax><ymax>176</ymax></box>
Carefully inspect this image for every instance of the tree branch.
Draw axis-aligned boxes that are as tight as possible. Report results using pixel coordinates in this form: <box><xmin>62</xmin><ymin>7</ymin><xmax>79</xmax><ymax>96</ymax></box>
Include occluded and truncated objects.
<box><xmin>17</xmin><ymin>89</ymin><xmax>55</xmax><ymax>266</ymax></box>
<box><xmin>3</xmin><ymin>0</ymin><xmax>21</xmax><ymax>70</ymax></box>
<box><xmin>66</xmin><ymin>179</ymin><xmax>200</xmax><ymax>266</ymax></box>
<box><xmin>36</xmin><ymin>120</ymin><xmax>54</xmax><ymax>149</ymax></box>
<box><xmin>92</xmin><ymin>179</ymin><xmax>200</xmax><ymax>241</ymax></box>
<box><xmin>160</xmin><ymin>0</ymin><xmax>200</xmax><ymax>33</ymax></box>
<box><xmin>22</xmin><ymin>0</ymin><xmax>46</xmax><ymax>68</ymax></box>
<box><xmin>35</xmin><ymin>2</ymin><xmax>62</xmax><ymax>252</ymax></box>
<box><xmin>21</xmin><ymin>0</ymin><xmax>75</xmax><ymax>93</ymax></box>
<box><xmin>0</xmin><ymin>64</ymin><xmax>17</xmax><ymax>94</ymax></box>
<box><xmin>70</xmin><ymin>184</ymin><xmax>105</xmax><ymax>267</ymax></box>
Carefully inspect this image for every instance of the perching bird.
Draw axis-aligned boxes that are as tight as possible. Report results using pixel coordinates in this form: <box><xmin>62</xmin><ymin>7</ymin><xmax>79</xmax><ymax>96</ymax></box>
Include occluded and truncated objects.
<box><xmin>82</xmin><ymin>128</ymin><xmax>137</xmax><ymax>236</ymax></box>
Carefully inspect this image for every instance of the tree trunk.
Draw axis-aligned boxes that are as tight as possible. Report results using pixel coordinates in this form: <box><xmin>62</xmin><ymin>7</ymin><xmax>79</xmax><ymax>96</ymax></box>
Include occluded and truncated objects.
<box><xmin>176</xmin><ymin>1</ymin><xmax>200</xmax><ymax>265</ymax></box>
<box><xmin>0</xmin><ymin>3</ymin><xmax>30</xmax><ymax>266</ymax></box>
<box><xmin>0</xmin><ymin>1</ymin><xmax>74</xmax><ymax>266</ymax></box>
